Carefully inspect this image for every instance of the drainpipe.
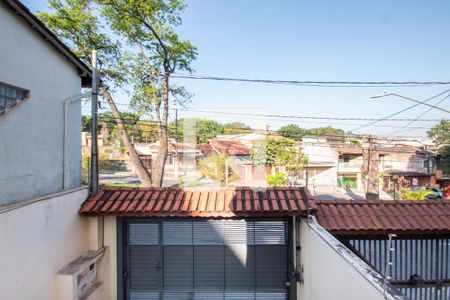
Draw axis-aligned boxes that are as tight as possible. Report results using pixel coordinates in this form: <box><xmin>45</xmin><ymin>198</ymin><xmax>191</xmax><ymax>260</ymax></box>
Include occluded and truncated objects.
<box><xmin>63</xmin><ymin>92</ymin><xmax>91</xmax><ymax>190</ymax></box>
<box><xmin>90</xmin><ymin>50</ymin><xmax>99</xmax><ymax>194</ymax></box>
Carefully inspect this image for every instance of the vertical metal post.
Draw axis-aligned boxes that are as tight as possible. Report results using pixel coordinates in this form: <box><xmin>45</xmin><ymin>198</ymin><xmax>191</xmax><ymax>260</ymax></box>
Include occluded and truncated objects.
<box><xmin>174</xmin><ymin>109</ymin><xmax>179</xmax><ymax>178</ymax></box>
<box><xmin>90</xmin><ymin>50</ymin><xmax>99</xmax><ymax>194</ymax></box>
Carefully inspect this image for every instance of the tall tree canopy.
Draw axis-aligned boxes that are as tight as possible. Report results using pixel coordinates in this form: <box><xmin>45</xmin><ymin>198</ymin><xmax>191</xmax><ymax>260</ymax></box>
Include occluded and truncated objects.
<box><xmin>98</xmin><ymin>0</ymin><xmax>197</xmax><ymax>186</ymax></box>
<box><xmin>278</xmin><ymin>124</ymin><xmax>345</xmax><ymax>140</ymax></box>
<box><xmin>251</xmin><ymin>138</ymin><xmax>308</xmax><ymax>169</ymax></box>
<box><xmin>39</xmin><ymin>0</ymin><xmax>197</xmax><ymax>186</ymax></box>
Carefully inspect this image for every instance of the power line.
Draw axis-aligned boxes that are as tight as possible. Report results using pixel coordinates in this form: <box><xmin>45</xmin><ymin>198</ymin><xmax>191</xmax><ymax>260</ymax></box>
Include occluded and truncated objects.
<box><xmin>351</xmin><ymin>89</ymin><xmax>450</xmax><ymax>132</ymax></box>
<box><xmin>389</xmin><ymin>93</ymin><xmax>450</xmax><ymax>136</ymax></box>
<box><xmin>96</xmin><ymin>101</ymin><xmax>447</xmax><ymax>122</ymax></box>
<box><xmin>172</xmin><ymin>74</ymin><xmax>450</xmax><ymax>87</ymax></box>
<box><xmin>172</xmin><ymin>108</ymin><xmax>446</xmax><ymax>122</ymax></box>
<box><xmin>92</xmin><ymin>103</ymin><xmax>440</xmax><ymax>136</ymax></box>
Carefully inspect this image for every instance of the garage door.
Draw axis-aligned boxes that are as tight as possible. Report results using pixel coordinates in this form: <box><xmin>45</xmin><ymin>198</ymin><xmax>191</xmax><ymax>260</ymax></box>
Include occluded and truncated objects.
<box><xmin>124</xmin><ymin>220</ymin><xmax>288</xmax><ymax>300</ymax></box>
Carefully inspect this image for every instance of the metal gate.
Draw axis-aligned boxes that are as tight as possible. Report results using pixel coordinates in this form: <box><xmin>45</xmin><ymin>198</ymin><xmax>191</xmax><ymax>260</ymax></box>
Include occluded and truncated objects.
<box><xmin>344</xmin><ymin>237</ymin><xmax>450</xmax><ymax>300</ymax></box>
<box><xmin>123</xmin><ymin>219</ymin><xmax>289</xmax><ymax>300</ymax></box>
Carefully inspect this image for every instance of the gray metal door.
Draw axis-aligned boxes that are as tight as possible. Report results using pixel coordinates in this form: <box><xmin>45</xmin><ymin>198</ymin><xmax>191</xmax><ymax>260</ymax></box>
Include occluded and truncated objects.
<box><xmin>127</xmin><ymin>223</ymin><xmax>161</xmax><ymax>300</ymax></box>
<box><xmin>125</xmin><ymin>220</ymin><xmax>288</xmax><ymax>300</ymax></box>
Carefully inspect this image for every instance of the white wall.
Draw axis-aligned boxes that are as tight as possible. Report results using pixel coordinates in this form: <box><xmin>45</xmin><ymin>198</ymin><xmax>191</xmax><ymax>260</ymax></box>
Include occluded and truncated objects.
<box><xmin>0</xmin><ymin>2</ymin><xmax>82</xmax><ymax>205</ymax></box>
<box><xmin>297</xmin><ymin>218</ymin><xmax>406</xmax><ymax>300</ymax></box>
<box><xmin>0</xmin><ymin>188</ymin><xmax>90</xmax><ymax>300</ymax></box>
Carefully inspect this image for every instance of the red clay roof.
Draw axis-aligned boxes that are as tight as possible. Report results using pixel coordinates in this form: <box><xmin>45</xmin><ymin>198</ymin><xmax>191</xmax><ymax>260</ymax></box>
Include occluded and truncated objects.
<box><xmin>211</xmin><ymin>140</ymin><xmax>250</xmax><ymax>156</ymax></box>
<box><xmin>80</xmin><ymin>186</ymin><xmax>315</xmax><ymax>217</ymax></box>
<box><xmin>197</xmin><ymin>143</ymin><xmax>214</xmax><ymax>156</ymax></box>
<box><xmin>315</xmin><ymin>199</ymin><xmax>450</xmax><ymax>236</ymax></box>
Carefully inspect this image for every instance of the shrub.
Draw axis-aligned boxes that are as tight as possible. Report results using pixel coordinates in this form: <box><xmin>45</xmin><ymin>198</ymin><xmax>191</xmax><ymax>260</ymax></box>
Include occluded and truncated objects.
<box><xmin>266</xmin><ymin>172</ymin><xmax>288</xmax><ymax>187</ymax></box>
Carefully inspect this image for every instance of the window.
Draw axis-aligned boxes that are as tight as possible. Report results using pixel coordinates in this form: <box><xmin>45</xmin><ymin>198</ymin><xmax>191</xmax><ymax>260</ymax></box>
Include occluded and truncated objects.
<box><xmin>0</xmin><ymin>82</ymin><xmax>29</xmax><ymax>115</ymax></box>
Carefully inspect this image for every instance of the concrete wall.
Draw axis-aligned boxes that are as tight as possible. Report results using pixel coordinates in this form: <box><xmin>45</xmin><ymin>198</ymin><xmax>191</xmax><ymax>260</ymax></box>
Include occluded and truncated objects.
<box><xmin>0</xmin><ymin>2</ymin><xmax>82</xmax><ymax>205</ymax></box>
<box><xmin>297</xmin><ymin>218</ymin><xmax>406</xmax><ymax>300</ymax></box>
<box><xmin>0</xmin><ymin>188</ymin><xmax>91</xmax><ymax>300</ymax></box>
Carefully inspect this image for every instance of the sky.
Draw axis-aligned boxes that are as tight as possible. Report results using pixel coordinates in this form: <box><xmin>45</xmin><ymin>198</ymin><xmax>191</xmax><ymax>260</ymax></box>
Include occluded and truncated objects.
<box><xmin>24</xmin><ymin>0</ymin><xmax>450</xmax><ymax>137</ymax></box>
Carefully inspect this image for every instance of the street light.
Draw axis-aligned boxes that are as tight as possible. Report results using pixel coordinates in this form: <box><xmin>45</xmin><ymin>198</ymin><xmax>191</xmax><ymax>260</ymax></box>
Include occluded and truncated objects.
<box><xmin>371</xmin><ymin>92</ymin><xmax>450</xmax><ymax>114</ymax></box>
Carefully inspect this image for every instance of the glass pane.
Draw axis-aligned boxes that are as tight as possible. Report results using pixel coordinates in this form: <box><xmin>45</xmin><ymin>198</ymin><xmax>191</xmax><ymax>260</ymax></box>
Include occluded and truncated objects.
<box><xmin>5</xmin><ymin>97</ymin><xmax>17</xmax><ymax>109</ymax></box>
<box><xmin>5</xmin><ymin>87</ymin><xmax>16</xmax><ymax>98</ymax></box>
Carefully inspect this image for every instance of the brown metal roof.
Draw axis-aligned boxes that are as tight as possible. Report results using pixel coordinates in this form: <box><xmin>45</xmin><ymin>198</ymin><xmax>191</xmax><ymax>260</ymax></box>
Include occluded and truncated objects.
<box><xmin>2</xmin><ymin>0</ymin><xmax>92</xmax><ymax>86</ymax></box>
<box><xmin>315</xmin><ymin>199</ymin><xmax>450</xmax><ymax>236</ymax></box>
<box><xmin>80</xmin><ymin>186</ymin><xmax>315</xmax><ymax>217</ymax></box>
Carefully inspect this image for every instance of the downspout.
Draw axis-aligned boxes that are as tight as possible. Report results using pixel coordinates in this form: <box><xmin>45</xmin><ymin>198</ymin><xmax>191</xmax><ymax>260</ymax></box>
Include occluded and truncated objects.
<box><xmin>90</xmin><ymin>50</ymin><xmax>99</xmax><ymax>194</ymax></box>
<box><xmin>63</xmin><ymin>92</ymin><xmax>91</xmax><ymax>190</ymax></box>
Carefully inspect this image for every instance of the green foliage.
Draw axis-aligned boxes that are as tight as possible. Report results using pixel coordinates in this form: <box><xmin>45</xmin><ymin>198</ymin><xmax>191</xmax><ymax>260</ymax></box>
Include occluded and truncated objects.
<box><xmin>428</xmin><ymin>120</ymin><xmax>450</xmax><ymax>175</ymax></box>
<box><xmin>168</xmin><ymin>118</ymin><xmax>225</xmax><ymax>143</ymax></box>
<box><xmin>266</xmin><ymin>172</ymin><xmax>288</xmax><ymax>187</ymax></box>
<box><xmin>307</xmin><ymin>126</ymin><xmax>345</xmax><ymax>137</ymax></box>
<box><xmin>436</xmin><ymin>146</ymin><xmax>450</xmax><ymax>175</ymax></box>
<box><xmin>198</xmin><ymin>153</ymin><xmax>239</xmax><ymax>185</ymax></box>
<box><xmin>223</xmin><ymin>122</ymin><xmax>251</xmax><ymax>135</ymax></box>
<box><xmin>196</xmin><ymin>120</ymin><xmax>225</xmax><ymax>143</ymax></box>
<box><xmin>251</xmin><ymin>138</ymin><xmax>308</xmax><ymax>168</ymax></box>
<box><xmin>399</xmin><ymin>188</ymin><xmax>434</xmax><ymax>200</ymax></box>
<box><xmin>278</xmin><ymin>124</ymin><xmax>306</xmax><ymax>141</ymax></box>
<box><xmin>428</xmin><ymin>120</ymin><xmax>450</xmax><ymax>145</ymax></box>
<box><xmin>137</xmin><ymin>120</ymin><xmax>159</xmax><ymax>143</ymax></box>
<box><xmin>82</xmin><ymin>115</ymin><xmax>91</xmax><ymax>132</ymax></box>
<box><xmin>337</xmin><ymin>176</ymin><xmax>357</xmax><ymax>189</ymax></box>
<box><xmin>97</xmin><ymin>0</ymin><xmax>198</xmax><ymax>114</ymax></box>
<box><xmin>38</xmin><ymin>0</ymin><xmax>127</xmax><ymax>86</ymax></box>
<box><xmin>278</xmin><ymin>124</ymin><xmax>345</xmax><ymax>140</ymax></box>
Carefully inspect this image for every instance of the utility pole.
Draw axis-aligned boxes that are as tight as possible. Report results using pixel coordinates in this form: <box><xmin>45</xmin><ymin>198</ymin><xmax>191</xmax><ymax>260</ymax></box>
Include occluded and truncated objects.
<box><xmin>362</xmin><ymin>135</ymin><xmax>379</xmax><ymax>200</ymax></box>
<box><xmin>90</xmin><ymin>50</ymin><xmax>99</xmax><ymax>194</ymax></box>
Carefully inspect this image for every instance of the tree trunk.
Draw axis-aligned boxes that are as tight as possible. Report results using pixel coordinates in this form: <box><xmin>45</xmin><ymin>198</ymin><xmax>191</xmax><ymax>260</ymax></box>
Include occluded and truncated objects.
<box><xmin>151</xmin><ymin>74</ymin><xmax>169</xmax><ymax>187</ymax></box>
<box><xmin>100</xmin><ymin>86</ymin><xmax>152</xmax><ymax>186</ymax></box>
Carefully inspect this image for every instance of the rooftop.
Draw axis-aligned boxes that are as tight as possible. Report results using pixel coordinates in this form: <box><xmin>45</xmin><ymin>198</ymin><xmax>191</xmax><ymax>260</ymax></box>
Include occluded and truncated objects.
<box><xmin>211</xmin><ymin>140</ymin><xmax>250</xmax><ymax>156</ymax></box>
<box><xmin>80</xmin><ymin>186</ymin><xmax>314</xmax><ymax>218</ymax></box>
<box><xmin>315</xmin><ymin>199</ymin><xmax>450</xmax><ymax>236</ymax></box>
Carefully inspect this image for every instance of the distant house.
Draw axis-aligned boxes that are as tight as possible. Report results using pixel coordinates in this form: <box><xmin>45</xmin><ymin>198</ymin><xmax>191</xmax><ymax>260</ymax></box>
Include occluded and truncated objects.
<box><xmin>297</xmin><ymin>137</ymin><xmax>338</xmax><ymax>193</ymax></box>
<box><xmin>135</xmin><ymin>140</ymin><xmax>202</xmax><ymax>177</ymax></box>
<box><xmin>379</xmin><ymin>145</ymin><xmax>436</xmax><ymax>189</ymax></box>
<box><xmin>334</xmin><ymin>146</ymin><xmax>364</xmax><ymax>190</ymax></box>
<box><xmin>0</xmin><ymin>1</ymin><xmax>100</xmax><ymax>299</ymax></box>
<box><xmin>198</xmin><ymin>139</ymin><xmax>266</xmax><ymax>182</ymax></box>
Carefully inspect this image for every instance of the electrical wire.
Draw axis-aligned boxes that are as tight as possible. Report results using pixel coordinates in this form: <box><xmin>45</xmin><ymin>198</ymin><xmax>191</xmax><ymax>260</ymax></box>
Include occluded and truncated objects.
<box><xmin>351</xmin><ymin>89</ymin><xmax>450</xmax><ymax>132</ymax></box>
<box><xmin>172</xmin><ymin>74</ymin><xmax>450</xmax><ymax>88</ymax></box>
<box><xmin>97</xmin><ymin>101</ymin><xmax>446</xmax><ymax>122</ymax></box>
<box><xmin>389</xmin><ymin>93</ymin><xmax>450</xmax><ymax>136</ymax></box>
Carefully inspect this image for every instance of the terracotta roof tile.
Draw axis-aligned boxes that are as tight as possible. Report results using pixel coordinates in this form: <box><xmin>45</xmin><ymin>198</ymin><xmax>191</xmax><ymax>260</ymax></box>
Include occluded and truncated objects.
<box><xmin>315</xmin><ymin>199</ymin><xmax>450</xmax><ymax>236</ymax></box>
<box><xmin>80</xmin><ymin>186</ymin><xmax>313</xmax><ymax>217</ymax></box>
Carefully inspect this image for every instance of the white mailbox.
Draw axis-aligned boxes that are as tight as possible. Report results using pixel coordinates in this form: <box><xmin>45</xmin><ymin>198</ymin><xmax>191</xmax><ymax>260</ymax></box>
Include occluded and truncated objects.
<box><xmin>55</xmin><ymin>248</ymin><xmax>105</xmax><ymax>300</ymax></box>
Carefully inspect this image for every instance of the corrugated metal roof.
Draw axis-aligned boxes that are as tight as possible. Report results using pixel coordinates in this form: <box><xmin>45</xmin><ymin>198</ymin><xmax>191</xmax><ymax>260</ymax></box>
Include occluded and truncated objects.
<box><xmin>80</xmin><ymin>186</ymin><xmax>315</xmax><ymax>217</ymax></box>
<box><xmin>315</xmin><ymin>199</ymin><xmax>450</xmax><ymax>235</ymax></box>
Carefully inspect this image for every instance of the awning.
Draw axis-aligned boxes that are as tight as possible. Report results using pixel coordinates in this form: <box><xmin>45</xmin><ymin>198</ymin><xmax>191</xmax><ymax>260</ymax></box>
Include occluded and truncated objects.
<box><xmin>80</xmin><ymin>186</ymin><xmax>315</xmax><ymax>218</ymax></box>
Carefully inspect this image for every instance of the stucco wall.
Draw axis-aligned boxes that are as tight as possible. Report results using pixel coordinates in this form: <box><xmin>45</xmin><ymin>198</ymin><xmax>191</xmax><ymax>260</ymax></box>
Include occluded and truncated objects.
<box><xmin>0</xmin><ymin>188</ymin><xmax>90</xmax><ymax>300</ymax></box>
<box><xmin>297</xmin><ymin>218</ymin><xmax>406</xmax><ymax>300</ymax></box>
<box><xmin>0</xmin><ymin>2</ymin><xmax>82</xmax><ymax>205</ymax></box>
